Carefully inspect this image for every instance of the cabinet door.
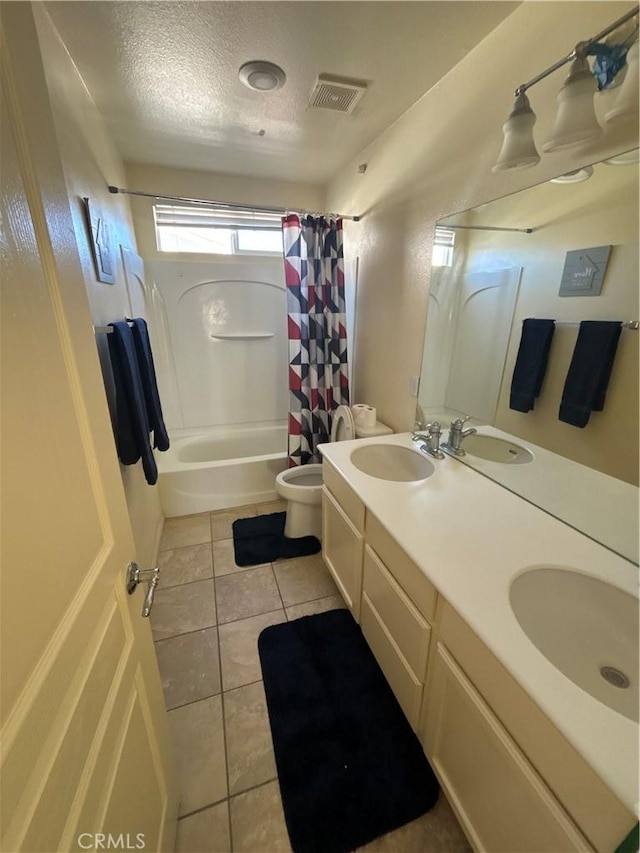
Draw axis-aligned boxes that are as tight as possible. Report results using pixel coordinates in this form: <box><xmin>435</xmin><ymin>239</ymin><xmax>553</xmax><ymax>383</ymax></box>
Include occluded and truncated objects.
<box><xmin>322</xmin><ymin>487</ymin><xmax>364</xmax><ymax>620</ymax></box>
<box><xmin>423</xmin><ymin>645</ymin><xmax>592</xmax><ymax>853</ymax></box>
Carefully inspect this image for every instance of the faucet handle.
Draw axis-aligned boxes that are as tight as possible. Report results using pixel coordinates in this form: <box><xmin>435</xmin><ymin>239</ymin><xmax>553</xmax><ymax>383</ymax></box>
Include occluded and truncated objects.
<box><xmin>425</xmin><ymin>421</ymin><xmax>442</xmax><ymax>434</ymax></box>
<box><xmin>451</xmin><ymin>415</ymin><xmax>471</xmax><ymax>429</ymax></box>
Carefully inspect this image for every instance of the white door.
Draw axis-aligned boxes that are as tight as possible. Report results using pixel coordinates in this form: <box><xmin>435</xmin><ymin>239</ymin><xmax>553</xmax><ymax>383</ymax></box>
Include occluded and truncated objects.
<box><xmin>0</xmin><ymin>9</ymin><xmax>179</xmax><ymax>853</ymax></box>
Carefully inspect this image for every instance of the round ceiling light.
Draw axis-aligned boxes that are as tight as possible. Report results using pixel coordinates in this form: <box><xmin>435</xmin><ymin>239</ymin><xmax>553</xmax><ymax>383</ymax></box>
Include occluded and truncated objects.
<box><xmin>601</xmin><ymin>148</ymin><xmax>640</xmax><ymax>166</ymax></box>
<box><xmin>549</xmin><ymin>166</ymin><xmax>594</xmax><ymax>184</ymax></box>
<box><xmin>239</xmin><ymin>61</ymin><xmax>286</xmax><ymax>92</ymax></box>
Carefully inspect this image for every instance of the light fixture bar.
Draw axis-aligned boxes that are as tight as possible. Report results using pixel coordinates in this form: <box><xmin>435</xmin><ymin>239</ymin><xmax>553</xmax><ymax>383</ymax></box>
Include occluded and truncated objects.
<box><xmin>108</xmin><ymin>186</ymin><xmax>361</xmax><ymax>222</ymax></box>
<box><xmin>514</xmin><ymin>7</ymin><xmax>639</xmax><ymax>96</ymax></box>
<box><xmin>444</xmin><ymin>224</ymin><xmax>534</xmax><ymax>234</ymax></box>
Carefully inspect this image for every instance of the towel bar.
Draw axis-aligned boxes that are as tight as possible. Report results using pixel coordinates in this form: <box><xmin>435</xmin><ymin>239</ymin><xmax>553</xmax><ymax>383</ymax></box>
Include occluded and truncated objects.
<box><xmin>93</xmin><ymin>320</ymin><xmax>134</xmax><ymax>335</ymax></box>
<box><xmin>554</xmin><ymin>320</ymin><xmax>638</xmax><ymax>330</ymax></box>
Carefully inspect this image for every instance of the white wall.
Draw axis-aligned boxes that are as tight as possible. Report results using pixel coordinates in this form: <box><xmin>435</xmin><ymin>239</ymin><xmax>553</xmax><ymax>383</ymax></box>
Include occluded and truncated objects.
<box><xmin>326</xmin><ymin>1</ymin><xmax>639</xmax><ymax>434</ymax></box>
<box><xmin>33</xmin><ymin>4</ymin><xmax>164</xmax><ymax>566</ymax></box>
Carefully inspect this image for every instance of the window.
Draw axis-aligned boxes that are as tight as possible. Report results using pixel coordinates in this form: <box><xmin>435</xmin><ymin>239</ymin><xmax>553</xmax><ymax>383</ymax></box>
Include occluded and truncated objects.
<box><xmin>154</xmin><ymin>204</ymin><xmax>284</xmax><ymax>255</ymax></box>
<box><xmin>432</xmin><ymin>226</ymin><xmax>455</xmax><ymax>267</ymax></box>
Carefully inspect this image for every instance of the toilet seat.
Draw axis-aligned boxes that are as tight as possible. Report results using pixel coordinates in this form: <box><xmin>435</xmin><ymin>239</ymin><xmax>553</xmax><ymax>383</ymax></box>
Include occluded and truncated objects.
<box><xmin>330</xmin><ymin>405</ymin><xmax>355</xmax><ymax>442</ymax></box>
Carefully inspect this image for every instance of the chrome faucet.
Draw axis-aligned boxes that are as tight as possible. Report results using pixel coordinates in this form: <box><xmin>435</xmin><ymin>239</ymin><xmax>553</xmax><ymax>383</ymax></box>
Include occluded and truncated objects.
<box><xmin>442</xmin><ymin>416</ymin><xmax>477</xmax><ymax>456</ymax></box>
<box><xmin>412</xmin><ymin>421</ymin><xmax>445</xmax><ymax>459</ymax></box>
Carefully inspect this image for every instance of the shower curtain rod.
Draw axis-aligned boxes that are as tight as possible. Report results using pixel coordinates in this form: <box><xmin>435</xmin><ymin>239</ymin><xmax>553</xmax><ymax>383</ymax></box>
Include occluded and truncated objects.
<box><xmin>443</xmin><ymin>224</ymin><xmax>534</xmax><ymax>234</ymax></box>
<box><xmin>107</xmin><ymin>186</ymin><xmax>361</xmax><ymax>222</ymax></box>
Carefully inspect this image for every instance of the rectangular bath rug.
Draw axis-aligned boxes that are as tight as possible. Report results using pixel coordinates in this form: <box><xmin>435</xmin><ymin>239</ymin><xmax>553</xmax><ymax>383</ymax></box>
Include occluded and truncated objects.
<box><xmin>232</xmin><ymin>511</ymin><xmax>320</xmax><ymax>566</ymax></box>
<box><xmin>258</xmin><ymin>609</ymin><xmax>439</xmax><ymax>853</ymax></box>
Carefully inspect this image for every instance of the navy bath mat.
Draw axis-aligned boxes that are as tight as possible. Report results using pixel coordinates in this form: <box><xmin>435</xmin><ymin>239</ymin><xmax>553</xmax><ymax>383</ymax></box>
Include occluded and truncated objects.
<box><xmin>232</xmin><ymin>512</ymin><xmax>320</xmax><ymax>567</ymax></box>
<box><xmin>258</xmin><ymin>609</ymin><xmax>440</xmax><ymax>853</ymax></box>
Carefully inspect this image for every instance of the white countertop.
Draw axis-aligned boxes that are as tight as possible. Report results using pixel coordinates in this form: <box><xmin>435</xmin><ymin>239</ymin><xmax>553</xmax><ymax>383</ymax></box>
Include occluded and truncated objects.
<box><xmin>320</xmin><ymin>432</ymin><xmax>639</xmax><ymax>815</ymax></box>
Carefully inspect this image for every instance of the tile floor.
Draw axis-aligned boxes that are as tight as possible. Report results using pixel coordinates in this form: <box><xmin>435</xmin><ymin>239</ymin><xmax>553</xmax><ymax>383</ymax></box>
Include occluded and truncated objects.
<box><xmin>153</xmin><ymin>501</ymin><xmax>470</xmax><ymax>853</ymax></box>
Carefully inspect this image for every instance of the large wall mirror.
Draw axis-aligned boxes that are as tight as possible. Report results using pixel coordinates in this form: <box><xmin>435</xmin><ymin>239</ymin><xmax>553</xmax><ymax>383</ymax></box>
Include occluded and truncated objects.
<box><xmin>419</xmin><ymin>150</ymin><xmax>639</xmax><ymax>564</ymax></box>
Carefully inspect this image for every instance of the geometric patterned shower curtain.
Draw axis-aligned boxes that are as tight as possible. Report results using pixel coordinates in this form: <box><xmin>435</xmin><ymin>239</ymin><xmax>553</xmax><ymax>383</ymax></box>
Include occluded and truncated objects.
<box><xmin>282</xmin><ymin>213</ymin><xmax>350</xmax><ymax>466</ymax></box>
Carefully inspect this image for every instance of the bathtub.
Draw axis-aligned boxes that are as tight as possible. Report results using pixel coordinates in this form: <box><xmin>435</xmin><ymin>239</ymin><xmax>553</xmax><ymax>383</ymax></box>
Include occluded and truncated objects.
<box><xmin>157</xmin><ymin>424</ymin><xmax>288</xmax><ymax>517</ymax></box>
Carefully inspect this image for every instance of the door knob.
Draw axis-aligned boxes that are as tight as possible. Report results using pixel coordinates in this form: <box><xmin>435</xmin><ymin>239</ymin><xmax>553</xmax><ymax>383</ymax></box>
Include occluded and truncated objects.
<box><xmin>126</xmin><ymin>562</ymin><xmax>160</xmax><ymax>618</ymax></box>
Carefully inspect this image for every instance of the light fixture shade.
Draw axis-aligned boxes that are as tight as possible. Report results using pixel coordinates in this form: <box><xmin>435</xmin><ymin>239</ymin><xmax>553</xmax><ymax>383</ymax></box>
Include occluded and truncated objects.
<box><xmin>238</xmin><ymin>61</ymin><xmax>286</xmax><ymax>92</ymax></box>
<box><xmin>605</xmin><ymin>40</ymin><xmax>639</xmax><ymax>123</ymax></box>
<box><xmin>543</xmin><ymin>56</ymin><xmax>602</xmax><ymax>152</ymax></box>
<box><xmin>492</xmin><ymin>92</ymin><xmax>541</xmax><ymax>172</ymax></box>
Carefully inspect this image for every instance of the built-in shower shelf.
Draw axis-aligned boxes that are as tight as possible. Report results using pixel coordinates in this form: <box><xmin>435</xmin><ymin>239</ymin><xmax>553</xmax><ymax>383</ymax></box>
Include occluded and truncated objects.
<box><xmin>209</xmin><ymin>333</ymin><xmax>275</xmax><ymax>340</ymax></box>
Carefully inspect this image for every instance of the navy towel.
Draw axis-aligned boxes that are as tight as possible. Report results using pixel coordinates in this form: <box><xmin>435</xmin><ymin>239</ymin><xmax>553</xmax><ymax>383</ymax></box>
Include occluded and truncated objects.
<box><xmin>510</xmin><ymin>319</ymin><xmax>556</xmax><ymax>412</ymax></box>
<box><xmin>130</xmin><ymin>318</ymin><xmax>170</xmax><ymax>452</ymax></box>
<box><xmin>559</xmin><ymin>320</ymin><xmax>623</xmax><ymax>428</ymax></box>
<box><xmin>107</xmin><ymin>321</ymin><xmax>158</xmax><ymax>485</ymax></box>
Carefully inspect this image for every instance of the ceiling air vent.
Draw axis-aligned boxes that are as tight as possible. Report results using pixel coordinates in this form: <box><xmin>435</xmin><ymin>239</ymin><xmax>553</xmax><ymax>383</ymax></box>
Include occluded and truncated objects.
<box><xmin>308</xmin><ymin>75</ymin><xmax>367</xmax><ymax>114</ymax></box>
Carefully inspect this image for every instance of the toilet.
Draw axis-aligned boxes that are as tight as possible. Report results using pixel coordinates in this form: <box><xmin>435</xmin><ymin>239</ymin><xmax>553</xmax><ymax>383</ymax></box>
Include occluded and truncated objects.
<box><xmin>275</xmin><ymin>406</ymin><xmax>392</xmax><ymax>540</ymax></box>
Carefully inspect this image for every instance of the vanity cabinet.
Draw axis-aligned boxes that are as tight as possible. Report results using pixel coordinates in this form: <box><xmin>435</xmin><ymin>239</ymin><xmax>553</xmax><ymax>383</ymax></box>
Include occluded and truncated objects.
<box><xmin>360</xmin><ymin>547</ymin><xmax>430</xmax><ymax>728</ymax></box>
<box><xmin>360</xmin><ymin>513</ymin><xmax>438</xmax><ymax>730</ymax></box>
<box><xmin>320</xmin><ymin>456</ymin><xmax>635</xmax><ymax>853</ymax></box>
<box><xmin>423</xmin><ymin>644</ymin><xmax>591</xmax><ymax>852</ymax></box>
<box><xmin>420</xmin><ymin>602</ymin><xmax>635</xmax><ymax>853</ymax></box>
<box><xmin>322</xmin><ymin>460</ymin><xmax>365</xmax><ymax>620</ymax></box>
<box><xmin>321</xmin><ymin>462</ymin><xmax>437</xmax><ymax>729</ymax></box>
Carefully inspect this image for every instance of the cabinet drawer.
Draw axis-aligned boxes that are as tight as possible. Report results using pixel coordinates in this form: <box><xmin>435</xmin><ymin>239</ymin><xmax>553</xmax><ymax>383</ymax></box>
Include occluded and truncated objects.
<box><xmin>363</xmin><ymin>546</ymin><xmax>430</xmax><ymax>682</ymax></box>
<box><xmin>323</xmin><ymin>459</ymin><xmax>365</xmax><ymax>533</ymax></box>
<box><xmin>365</xmin><ymin>513</ymin><xmax>437</xmax><ymax>622</ymax></box>
<box><xmin>322</xmin><ymin>487</ymin><xmax>363</xmax><ymax>620</ymax></box>
<box><xmin>423</xmin><ymin>644</ymin><xmax>592</xmax><ymax>853</ymax></box>
<box><xmin>360</xmin><ymin>594</ymin><xmax>424</xmax><ymax>730</ymax></box>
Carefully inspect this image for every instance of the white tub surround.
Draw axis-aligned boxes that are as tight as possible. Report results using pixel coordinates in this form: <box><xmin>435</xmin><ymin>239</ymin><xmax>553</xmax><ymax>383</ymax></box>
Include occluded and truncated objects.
<box><xmin>157</xmin><ymin>424</ymin><xmax>287</xmax><ymax>516</ymax></box>
<box><xmin>319</xmin><ymin>433</ymin><xmax>638</xmax><ymax>839</ymax></box>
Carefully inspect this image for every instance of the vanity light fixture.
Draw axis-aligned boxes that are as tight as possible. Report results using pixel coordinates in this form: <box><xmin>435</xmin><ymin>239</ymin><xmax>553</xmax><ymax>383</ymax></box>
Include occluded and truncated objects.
<box><xmin>493</xmin><ymin>8</ymin><xmax>639</xmax><ymax>173</ymax></box>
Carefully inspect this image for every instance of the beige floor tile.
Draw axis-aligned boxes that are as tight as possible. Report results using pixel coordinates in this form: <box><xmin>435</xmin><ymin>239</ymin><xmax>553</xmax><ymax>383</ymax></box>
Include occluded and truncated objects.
<box><xmin>160</xmin><ymin>514</ymin><xmax>212</xmax><ymax>551</ymax></box>
<box><xmin>215</xmin><ymin>566</ymin><xmax>282</xmax><ymax>624</ymax></box>
<box><xmin>168</xmin><ymin>696</ymin><xmax>227</xmax><ymax>817</ymax></box>
<box><xmin>210</xmin><ymin>506</ymin><xmax>256</xmax><ymax>542</ymax></box>
<box><xmin>224</xmin><ymin>681</ymin><xmax>277</xmax><ymax>795</ymax></box>
<box><xmin>151</xmin><ymin>580</ymin><xmax>216</xmax><ymax>641</ymax></box>
<box><xmin>159</xmin><ymin>543</ymin><xmax>213</xmax><ymax>589</ymax></box>
<box><xmin>357</xmin><ymin>794</ymin><xmax>471</xmax><ymax>852</ymax></box>
<box><xmin>175</xmin><ymin>801</ymin><xmax>231</xmax><ymax>853</ymax></box>
<box><xmin>218</xmin><ymin>610</ymin><xmax>286</xmax><ymax>691</ymax></box>
<box><xmin>212</xmin><ymin>538</ymin><xmax>269</xmax><ymax>578</ymax></box>
<box><xmin>254</xmin><ymin>499</ymin><xmax>287</xmax><ymax>515</ymax></box>
<box><xmin>155</xmin><ymin>627</ymin><xmax>220</xmax><ymax>710</ymax></box>
<box><xmin>286</xmin><ymin>594</ymin><xmax>347</xmax><ymax>621</ymax></box>
<box><xmin>273</xmin><ymin>554</ymin><xmax>338</xmax><ymax>607</ymax></box>
<box><xmin>230</xmin><ymin>781</ymin><xmax>291</xmax><ymax>853</ymax></box>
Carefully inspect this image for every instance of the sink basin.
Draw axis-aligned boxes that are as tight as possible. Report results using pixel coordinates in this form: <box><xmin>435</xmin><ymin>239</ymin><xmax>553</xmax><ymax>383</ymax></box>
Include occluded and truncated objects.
<box><xmin>510</xmin><ymin>568</ymin><xmax>638</xmax><ymax>722</ymax></box>
<box><xmin>350</xmin><ymin>444</ymin><xmax>435</xmax><ymax>482</ymax></box>
<box><xmin>463</xmin><ymin>434</ymin><xmax>533</xmax><ymax>464</ymax></box>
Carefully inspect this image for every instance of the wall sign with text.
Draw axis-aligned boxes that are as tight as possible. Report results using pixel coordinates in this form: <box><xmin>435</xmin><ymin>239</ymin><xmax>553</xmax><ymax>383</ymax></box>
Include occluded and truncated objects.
<box><xmin>559</xmin><ymin>245</ymin><xmax>612</xmax><ymax>297</ymax></box>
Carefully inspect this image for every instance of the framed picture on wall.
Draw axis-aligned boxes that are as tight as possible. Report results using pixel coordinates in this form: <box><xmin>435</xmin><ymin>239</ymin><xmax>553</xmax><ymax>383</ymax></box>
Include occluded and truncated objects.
<box><xmin>83</xmin><ymin>197</ymin><xmax>116</xmax><ymax>284</ymax></box>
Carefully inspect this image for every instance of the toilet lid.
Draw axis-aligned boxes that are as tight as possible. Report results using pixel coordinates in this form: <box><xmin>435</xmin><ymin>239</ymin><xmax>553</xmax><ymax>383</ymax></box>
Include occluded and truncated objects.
<box><xmin>330</xmin><ymin>405</ymin><xmax>355</xmax><ymax>442</ymax></box>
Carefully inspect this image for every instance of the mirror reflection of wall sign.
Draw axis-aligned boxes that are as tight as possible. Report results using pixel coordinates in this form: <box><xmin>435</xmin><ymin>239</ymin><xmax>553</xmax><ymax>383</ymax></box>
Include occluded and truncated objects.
<box><xmin>83</xmin><ymin>197</ymin><xmax>116</xmax><ymax>284</ymax></box>
<box><xmin>558</xmin><ymin>245</ymin><xmax>611</xmax><ymax>297</ymax></box>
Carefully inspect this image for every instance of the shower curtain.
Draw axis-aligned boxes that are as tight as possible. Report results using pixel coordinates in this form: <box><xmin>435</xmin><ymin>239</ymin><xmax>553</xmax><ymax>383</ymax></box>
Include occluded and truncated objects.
<box><xmin>283</xmin><ymin>214</ymin><xmax>350</xmax><ymax>466</ymax></box>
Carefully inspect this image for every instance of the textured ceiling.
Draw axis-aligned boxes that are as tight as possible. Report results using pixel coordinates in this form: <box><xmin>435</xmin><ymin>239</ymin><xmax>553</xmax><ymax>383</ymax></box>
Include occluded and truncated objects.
<box><xmin>45</xmin><ymin>1</ymin><xmax>519</xmax><ymax>184</ymax></box>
